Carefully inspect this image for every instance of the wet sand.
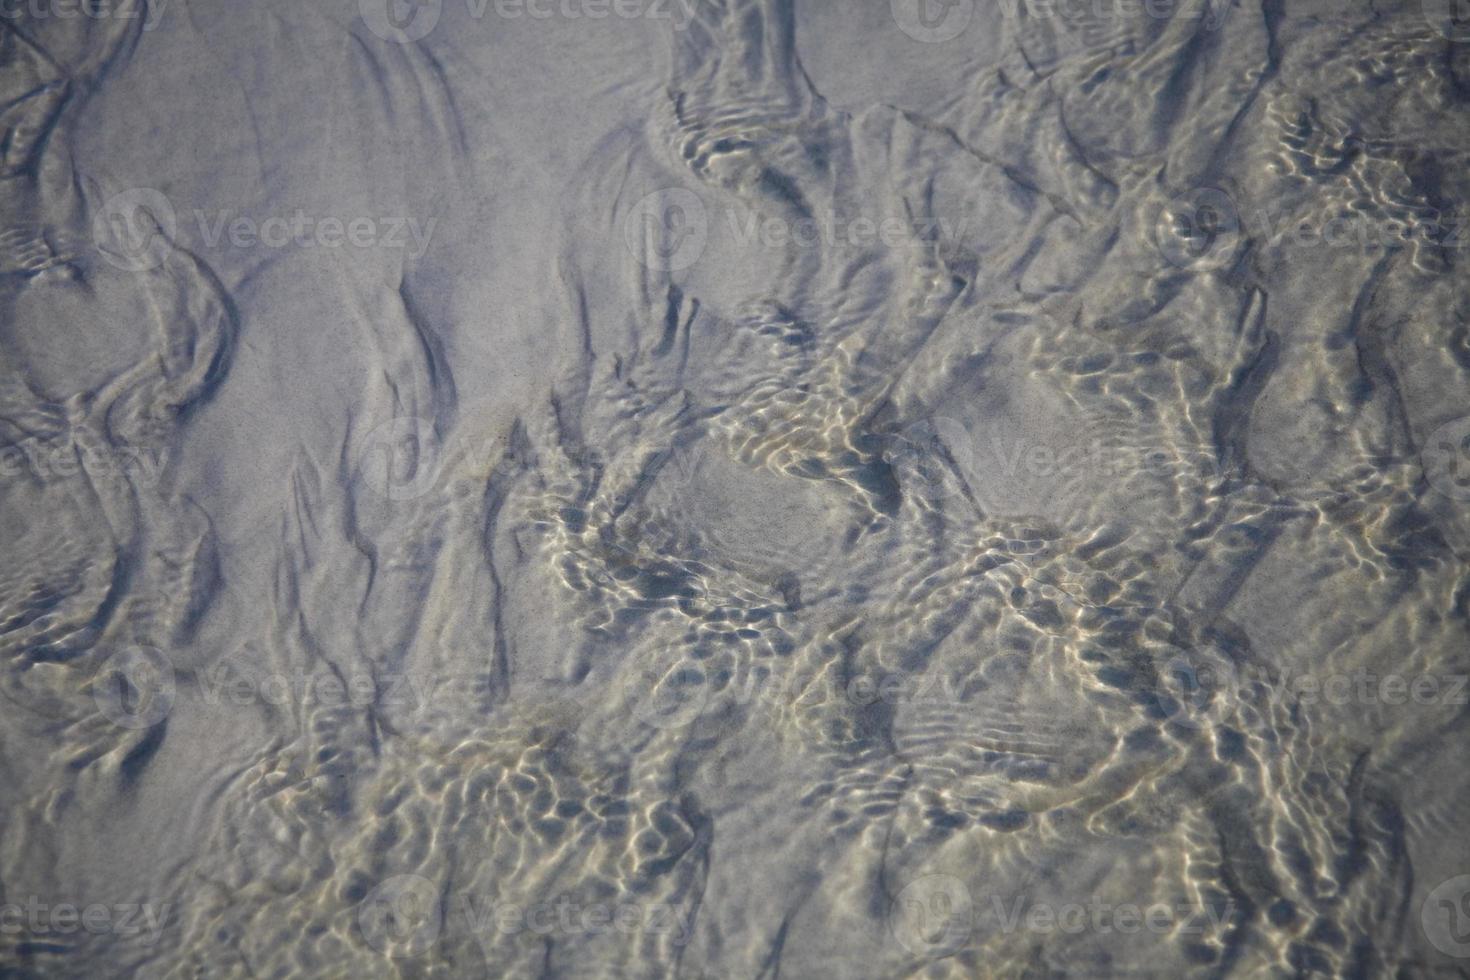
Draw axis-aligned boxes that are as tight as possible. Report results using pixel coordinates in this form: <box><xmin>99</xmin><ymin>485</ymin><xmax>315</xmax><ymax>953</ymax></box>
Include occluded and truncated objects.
<box><xmin>1</xmin><ymin>1</ymin><xmax>1469</xmax><ymax>976</ymax></box>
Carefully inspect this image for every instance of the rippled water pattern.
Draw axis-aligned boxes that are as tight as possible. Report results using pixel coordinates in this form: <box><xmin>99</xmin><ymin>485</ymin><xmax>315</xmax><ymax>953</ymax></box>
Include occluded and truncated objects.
<box><xmin>1</xmin><ymin>0</ymin><xmax>1469</xmax><ymax>977</ymax></box>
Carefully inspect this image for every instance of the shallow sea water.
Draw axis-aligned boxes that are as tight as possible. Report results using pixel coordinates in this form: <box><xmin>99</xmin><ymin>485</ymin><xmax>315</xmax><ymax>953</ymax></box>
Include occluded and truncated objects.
<box><xmin>2</xmin><ymin>0</ymin><xmax>1470</xmax><ymax>977</ymax></box>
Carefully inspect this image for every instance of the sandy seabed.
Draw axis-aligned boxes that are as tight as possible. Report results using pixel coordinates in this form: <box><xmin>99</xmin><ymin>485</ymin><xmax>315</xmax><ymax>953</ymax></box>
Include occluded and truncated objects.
<box><xmin>2</xmin><ymin>0</ymin><xmax>1470</xmax><ymax>977</ymax></box>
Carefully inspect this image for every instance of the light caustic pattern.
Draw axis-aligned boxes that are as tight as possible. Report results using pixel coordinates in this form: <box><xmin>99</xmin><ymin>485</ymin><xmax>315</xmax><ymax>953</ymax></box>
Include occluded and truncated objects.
<box><xmin>2</xmin><ymin>1</ymin><xmax>1469</xmax><ymax>978</ymax></box>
